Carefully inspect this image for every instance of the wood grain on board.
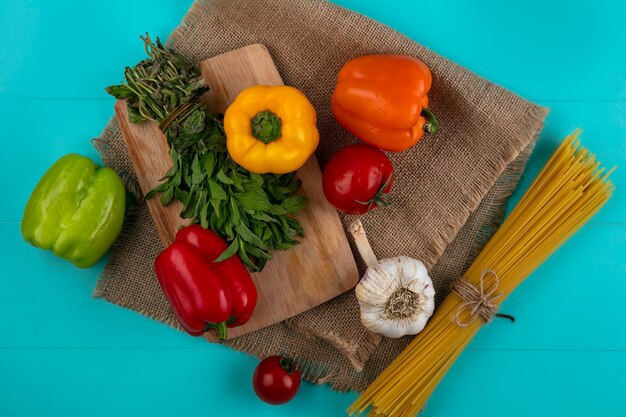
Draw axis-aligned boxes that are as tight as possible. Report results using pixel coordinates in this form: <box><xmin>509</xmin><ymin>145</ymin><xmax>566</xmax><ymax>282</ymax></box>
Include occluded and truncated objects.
<box><xmin>115</xmin><ymin>44</ymin><xmax>359</xmax><ymax>341</ymax></box>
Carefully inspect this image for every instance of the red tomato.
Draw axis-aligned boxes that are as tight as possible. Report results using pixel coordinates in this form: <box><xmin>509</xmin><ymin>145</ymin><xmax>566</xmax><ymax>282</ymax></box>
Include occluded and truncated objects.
<box><xmin>322</xmin><ymin>144</ymin><xmax>394</xmax><ymax>214</ymax></box>
<box><xmin>252</xmin><ymin>356</ymin><xmax>301</xmax><ymax>405</ymax></box>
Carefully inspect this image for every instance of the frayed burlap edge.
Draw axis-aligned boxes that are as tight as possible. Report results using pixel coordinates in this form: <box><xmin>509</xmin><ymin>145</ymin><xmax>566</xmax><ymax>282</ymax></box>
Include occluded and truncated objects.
<box><xmin>284</xmin><ymin>317</ymin><xmax>383</xmax><ymax>373</ymax></box>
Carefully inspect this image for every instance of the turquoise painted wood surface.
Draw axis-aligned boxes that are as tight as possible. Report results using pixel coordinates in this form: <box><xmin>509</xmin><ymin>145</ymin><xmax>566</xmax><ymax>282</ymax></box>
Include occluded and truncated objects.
<box><xmin>1</xmin><ymin>0</ymin><xmax>625</xmax><ymax>416</ymax></box>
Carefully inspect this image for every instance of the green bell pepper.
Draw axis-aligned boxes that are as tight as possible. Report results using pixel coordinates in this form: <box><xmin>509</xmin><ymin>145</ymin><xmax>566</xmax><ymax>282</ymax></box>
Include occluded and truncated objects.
<box><xmin>21</xmin><ymin>154</ymin><xmax>126</xmax><ymax>268</ymax></box>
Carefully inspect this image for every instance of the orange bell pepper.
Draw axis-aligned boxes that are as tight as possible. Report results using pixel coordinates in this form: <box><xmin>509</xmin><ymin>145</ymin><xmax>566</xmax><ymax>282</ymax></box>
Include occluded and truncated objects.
<box><xmin>331</xmin><ymin>55</ymin><xmax>439</xmax><ymax>152</ymax></box>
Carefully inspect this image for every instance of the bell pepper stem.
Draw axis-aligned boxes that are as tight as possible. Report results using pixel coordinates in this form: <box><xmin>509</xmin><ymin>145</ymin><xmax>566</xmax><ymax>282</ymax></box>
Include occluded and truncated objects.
<box><xmin>421</xmin><ymin>107</ymin><xmax>439</xmax><ymax>135</ymax></box>
<box><xmin>251</xmin><ymin>110</ymin><xmax>282</xmax><ymax>143</ymax></box>
<box><xmin>215</xmin><ymin>321</ymin><xmax>228</xmax><ymax>341</ymax></box>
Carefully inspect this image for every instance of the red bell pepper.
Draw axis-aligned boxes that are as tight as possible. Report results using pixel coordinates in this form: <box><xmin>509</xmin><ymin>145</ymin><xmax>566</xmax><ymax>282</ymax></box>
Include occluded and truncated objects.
<box><xmin>154</xmin><ymin>225</ymin><xmax>258</xmax><ymax>340</ymax></box>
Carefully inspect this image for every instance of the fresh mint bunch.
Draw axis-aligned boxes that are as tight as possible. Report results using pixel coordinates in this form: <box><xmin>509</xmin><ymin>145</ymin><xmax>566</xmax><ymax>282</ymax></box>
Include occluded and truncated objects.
<box><xmin>107</xmin><ymin>34</ymin><xmax>306</xmax><ymax>272</ymax></box>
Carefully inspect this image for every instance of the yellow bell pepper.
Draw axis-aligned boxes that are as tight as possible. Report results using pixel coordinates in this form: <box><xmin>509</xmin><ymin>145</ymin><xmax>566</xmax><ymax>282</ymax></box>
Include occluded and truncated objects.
<box><xmin>224</xmin><ymin>85</ymin><xmax>319</xmax><ymax>174</ymax></box>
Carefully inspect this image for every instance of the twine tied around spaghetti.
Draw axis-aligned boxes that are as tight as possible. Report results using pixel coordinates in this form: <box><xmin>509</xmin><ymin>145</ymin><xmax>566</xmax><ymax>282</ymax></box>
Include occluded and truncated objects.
<box><xmin>451</xmin><ymin>269</ymin><xmax>515</xmax><ymax>327</ymax></box>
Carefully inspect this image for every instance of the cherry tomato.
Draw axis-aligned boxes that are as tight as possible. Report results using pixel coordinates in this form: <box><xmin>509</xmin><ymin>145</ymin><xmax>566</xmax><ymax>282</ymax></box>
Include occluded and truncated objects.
<box><xmin>322</xmin><ymin>144</ymin><xmax>394</xmax><ymax>214</ymax></box>
<box><xmin>252</xmin><ymin>356</ymin><xmax>301</xmax><ymax>405</ymax></box>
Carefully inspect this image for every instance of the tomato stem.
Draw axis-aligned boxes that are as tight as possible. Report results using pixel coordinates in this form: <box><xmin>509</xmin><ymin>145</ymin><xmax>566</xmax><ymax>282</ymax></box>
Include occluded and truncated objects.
<box><xmin>354</xmin><ymin>172</ymin><xmax>393</xmax><ymax>210</ymax></box>
<box><xmin>279</xmin><ymin>357</ymin><xmax>297</xmax><ymax>375</ymax></box>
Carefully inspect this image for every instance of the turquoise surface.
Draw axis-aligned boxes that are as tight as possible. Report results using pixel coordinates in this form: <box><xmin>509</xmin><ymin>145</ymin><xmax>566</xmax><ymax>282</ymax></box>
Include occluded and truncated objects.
<box><xmin>1</xmin><ymin>0</ymin><xmax>625</xmax><ymax>416</ymax></box>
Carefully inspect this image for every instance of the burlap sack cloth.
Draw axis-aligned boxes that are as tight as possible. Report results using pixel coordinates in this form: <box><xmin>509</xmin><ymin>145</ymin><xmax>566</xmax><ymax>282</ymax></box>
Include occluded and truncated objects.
<box><xmin>93</xmin><ymin>0</ymin><xmax>548</xmax><ymax>392</ymax></box>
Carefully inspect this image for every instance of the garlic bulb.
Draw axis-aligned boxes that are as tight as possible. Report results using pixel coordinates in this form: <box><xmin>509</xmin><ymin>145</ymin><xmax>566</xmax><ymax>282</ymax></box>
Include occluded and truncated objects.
<box><xmin>350</xmin><ymin>221</ymin><xmax>435</xmax><ymax>338</ymax></box>
<box><xmin>356</xmin><ymin>256</ymin><xmax>435</xmax><ymax>338</ymax></box>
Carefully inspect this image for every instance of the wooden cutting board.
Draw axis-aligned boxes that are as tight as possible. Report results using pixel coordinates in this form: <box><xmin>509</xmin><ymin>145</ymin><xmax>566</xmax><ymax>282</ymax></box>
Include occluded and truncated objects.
<box><xmin>114</xmin><ymin>44</ymin><xmax>359</xmax><ymax>341</ymax></box>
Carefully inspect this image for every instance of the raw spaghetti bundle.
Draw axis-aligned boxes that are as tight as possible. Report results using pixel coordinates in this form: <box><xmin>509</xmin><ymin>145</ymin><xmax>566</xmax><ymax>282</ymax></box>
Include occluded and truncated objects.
<box><xmin>349</xmin><ymin>130</ymin><xmax>615</xmax><ymax>417</ymax></box>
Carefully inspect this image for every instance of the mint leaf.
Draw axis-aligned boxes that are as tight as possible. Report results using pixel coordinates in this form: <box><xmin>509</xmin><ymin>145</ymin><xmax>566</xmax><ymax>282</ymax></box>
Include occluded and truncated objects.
<box><xmin>238</xmin><ymin>243</ymin><xmax>261</xmax><ymax>272</ymax></box>
<box><xmin>216</xmin><ymin>169</ymin><xmax>234</xmax><ymax>185</ymax></box>
<box><xmin>174</xmin><ymin>188</ymin><xmax>189</xmax><ymax>205</ymax></box>
<box><xmin>191</xmin><ymin>154</ymin><xmax>205</xmax><ymax>185</ymax></box>
<box><xmin>251</xmin><ymin>212</ymin><xmax>277</xmax><ymax>223</ymax></box>
<box><xmin>210</xmin><ymin>198</ymin><xmax>222</xmax><ymax>218</ymax></box>
<box><xmin>274</xmin><ymin>240</ymin><xmax>299</xmax><ymax>251</ymax></box>
<box><xmin>268</xmin><ymin>204</ymin><xmax>287</xmax><ymax>215</ymax></box>
<box><xmin>249</xmin><ymin>173</ymin><xmax>264</xmax><ymax>185</ymax></box>
<box><xmin>282</xmin><ymin>196</ymin><xmax>308</xmax><ymax>213</ymax></box>
<box><xmin>215</xmin><ymin>237</ymin><xmax>240</xmax><ymax>262</ymax></box>
<box><xmin>127</xmin><ymin>106</ymin><xmax>145</xmax><ymax>123</ymax></box>
<box><xmin>229</xmin><ymin>171</ymin><xmax>244</xmax><ymax>190</ymax></box>
<box><xmin>200</xmin><ymin>199</ymin><xmax>209</xmax><ymax>228</ymax></box>
<box><xmin>234</xmin><ymin>191</ymin><xmax>272</xmax><ymax>211</ymax></box>
<box><xmin>246</xmin><ymin>244</ymin><xmax>272</xmax><ymax>261</ymax></box>
<box><xmin>204</xmin><ymin>152</ymin><xmax>216</xmax><ymax>178</ymax></box>
<box><xmin>208</xmin><ymin>179</ymin><xmax>227</xmax><ymax>201</ymax></box>
<box><xmin>229</xmin><ymin>198</ymin><xmax>241</xmax><ymax>226</ymax></box>
<box><xmin>287</xmin><ymin>217</ymin><xmax>304</xmax><ymax>235</ymax></box>
<box><xmin>105</xmin><ymin>84</ymin><xmax>134</xmax><ymax>99</ymax></box>
<box><xmin>160</xmin><ymin>186</ymin><xmax>174</xmax><ymax>206</ymax></box>
<box><xmin>235</xmin><ymin>223</ymin><xmax>267</xmax><ymax>249</ymax></box>
<box><xmin>145</xmin><ymin>180</ymin><xmax>171</xmax><ymax>199</ymax></box>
